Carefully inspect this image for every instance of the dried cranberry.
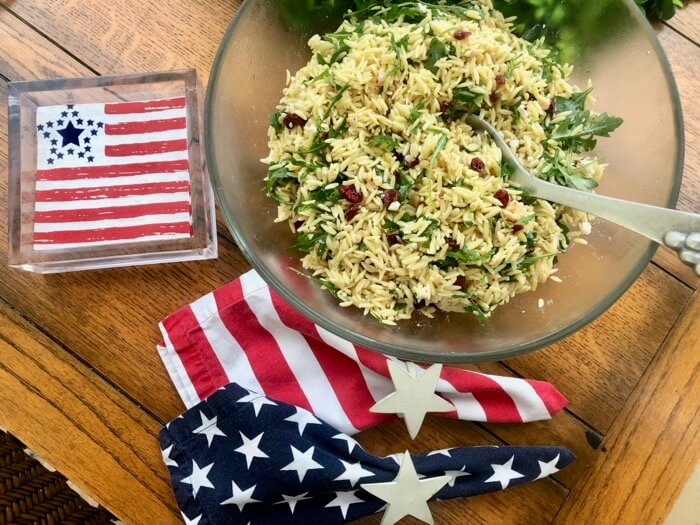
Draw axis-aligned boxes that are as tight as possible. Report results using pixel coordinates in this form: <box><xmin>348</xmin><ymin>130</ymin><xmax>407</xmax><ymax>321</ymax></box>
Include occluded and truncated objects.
<box><xmin>455</xmin><ymin>275</ymin><xmax>468</xmax><ymax>289</ymax></box>
<box><xmin>381</xmin><ymin>189</ymin><xmax>400</xmax><ymax>205</ymax></box>
<box><xmin>283</xmin><ymin>113</ymin><xmax>307</xmax><ymax>129</ymax></box>
<box><xmin>446</xmin><ymin>237</ymin><xmax>459</xmax><ymax>249</ymax></box>
<box><xmin>547</xmin><ymin>99</ymin><xmax>556</xmax><ymax>119</ymax></box>
<box><xmin>494</xmin><ymin>189</ymin><xmax>510</xmax><ymax>208</ymax></box>
<box><xmin>404</xmin><ymin>156</ymin><xmax>420</xmax><ymax>169</ymax></box>
<box><xmin>386</xmin><ymin>233</ymin><xmax>403</xmax><ymax>246</ymax></box>
<box><xmin>293</xmin><ymin>220</ymin><xmax>304</xmax><ymax>230</ymax></box>
<box><xmin>490</xmin><ymin>92</ymin><xmax>500</xmax><ymax>104</ymax></box>
<box><xmin>470</xmin><ymin>157</ymin><xmax>485</xmax><ymax>172</ymax></box>
<box><xmin>512</xmin><ymin>224</ymin><xmax>524</xmax><ymax>233</ymax></box>
<box><xmin>393</xmin><ymin>150</ymin><xmax>406</xmax><ymax>164</ymax></box>
<box><xmin>344</xmin><ymin>204</ymin><xmax>360</xmax><ymax>222</ymax></box>
<box><xmin>495</xmin><ymin>74</ymin><xmax>506</xmax><ymax>86</ymax></box>
<box><xmin>453</xmin><ymin>29</ymin><xmax>471</xmax><ymax>40</ymax></box>
<box><xmin>439</xmin><ymin>100</ymin><xmax>451</xmax><ymax>113</ymax></box>
<box><xmin>339</xmin><ymin>184</ymin><xmax>362</xmax><ymax>204</ymax></box>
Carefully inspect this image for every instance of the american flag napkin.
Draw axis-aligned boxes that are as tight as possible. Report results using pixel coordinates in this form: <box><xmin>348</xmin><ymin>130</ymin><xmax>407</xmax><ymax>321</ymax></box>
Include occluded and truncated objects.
<box><xmin>160</xmin><ymin>382</ymin><xmax>575</xmax><ymax>525</ymax></box>
<box><xmin>34</xmin><ymin>97</ymin><xmax>192</xmax><ymax>250</ymax></box>
<box><xmin>158</xmin><ymin>270</ymin><xmax>567</xmax><ymax>435</ymax></box>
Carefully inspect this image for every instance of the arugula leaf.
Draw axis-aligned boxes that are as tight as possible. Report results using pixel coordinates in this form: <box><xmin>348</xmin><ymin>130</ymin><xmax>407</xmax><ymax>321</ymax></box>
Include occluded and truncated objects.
<box><xmin>452</xmin><ymin>87</ymin><xmax>483</xmax><ymax>113</ymax></box>
<box><xmin>466</xmin><ymin>301</ymin><xmax>490</xmax><ymax>321</ymax></box>
<box><xmin>520</xmin><ymin>252</ymin><xmax>557</xmax><ymax>267</ymax></box>
<box><xmin>369</xmin><ymin>134</ymin><xmax>399</xmax><ymax>150</ymax></box>
<box><xmin>500</xmin><ymin>158</ymin><xmax>514</xmax><ymax>179</ymax></box>
<box><xmin>425</xmin><ymin>37</ymin><xmax>448</xmax><ymax>74</ymax></box>
<box><xmin>635</xmin><ymin>0</ymin><xmax>684</xmax><ymax>20</ymax></box>
<box><xmin>540</xmin><ymin>151</ymin><xmax>599</xmax><ymax>191</ymax></box>
<box><xmin>557</xmin><ymin>220</ymin><xmax>570</xmax><ymax>251</ymax></box>
<box><xmin>444</xmin><ymin>247</ymin><xmax>494</xmax><ymax>265</ymax></box>
<box><xmin>323</xmin><ymin>83</ymin><xmax>350</xmax><ymax>120</ymax></box>
<box><xmin>269</xmin><ymin>111</ymin><xmax>284</xmax><ymax>136</ymax></box>
<box><xmin>408</xmin><ymin>100</ymin><xmax>426</xmax><ymax>129</ymax></box>
<box><xmin>395</xmin><ymin>169</ymin><xmax>415</xmax><ymax>202</ymax></box>
<box><xmin>515</xmin><ymin>214</ymin><xmax>536</xmax><ymax>226</ymax></box>
<box><xmin>292</xmin><ymin>268</ymin><xmax>342</xmax><ymax>299</ymax></box>
<box><xmin>293</xmin><ymin>229</ymin><xmax>328</xmax><ymax>256</ymax></box>
<box><xmin>430</xmin><ymin>134</ymin><xmax>449</xmax><ymax>165</ymax></box>
<box><xmin>265</xmin><ymin>164</ymin><xmax>295</xmax><ymax>202</ymax></box>
<box><xmin>525</xmin><ymin>230</ymin><xmax>537</xmax><ymax>251</ymax></box>
<box><xmin>382</xmin><ymin>219</ymin><xmax>400</xmax><ymax>231</ymax></box>
<box><xmin>328</xmin><ymin>116</ymin><xmax>349</xmax><ymax>139</ymax></box>
<box><xmin>389</xmin><ymin>33</ymin><xmax>410</xmax><ymax>75</ymax></box>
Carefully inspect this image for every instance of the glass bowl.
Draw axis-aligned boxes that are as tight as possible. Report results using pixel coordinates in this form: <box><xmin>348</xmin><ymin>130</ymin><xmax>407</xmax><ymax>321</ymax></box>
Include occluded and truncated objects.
<box><xmin>205</xmin><ymin>0</ymin><xmax>683</xmax><ymax>362</ymax></box>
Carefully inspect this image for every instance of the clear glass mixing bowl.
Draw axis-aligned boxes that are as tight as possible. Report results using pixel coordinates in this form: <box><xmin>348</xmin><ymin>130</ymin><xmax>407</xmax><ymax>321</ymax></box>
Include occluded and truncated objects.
<box><xmin>205</xmin><ymin>0</ymin><xmax>683</xmax><ymax>362</ymax></box>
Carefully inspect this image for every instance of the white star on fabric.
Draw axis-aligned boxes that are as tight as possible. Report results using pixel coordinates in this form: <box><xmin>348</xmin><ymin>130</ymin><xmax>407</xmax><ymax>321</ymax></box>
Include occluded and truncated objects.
<box><xmin>445</xmin><ymin>467</ymin><xmax>470</xmax><ymax>487</ymax></box>
<box><xmin>181</xmin><ymin>512</ymin><xmax>201</xmax><ymax>525</ymax></box>
<box><xmin>536</xmin><ymin>453</ymin><xmax>561</xmax><ymax>480</ymax></box>
<box><xmin>361</xmin><ymin>452</ymin><xmax>450</xmax><ymax>525</ymax></box>
<box><xmin>370</xmin><ymin>362</ymin><xmax>454</xmax><ymax>439</ymax></box>
<box><xmin>234</xmin><ymin>431</ymin><xmax>269</xmax><ymax>469</ymax></box>
<box><xmin>220</xmin><ymin>480</ymin><xmax>260</xmax><ymax>511</ymax></box>
<box><xmin>427</xmin><ymin>448</ymin><xmax>452</xmax><ymax>458</ymax></box>
<box><xmin>237</xmin><ymin>392</ymin><xmax>277</xmax><ymax>416</ymax></box>
<box><xmin>332</xmin><ymin>433</ymin><xmax>360</xmax><ymax>454</ymax></box>
<box><xmin>180</xmin><ymin>460</ymin><xmax>215</xmax><ymax>497</ymax></box>
<box><xmin>325</xmin><ymin>490</ymin><xmax>364</xmax><ymax>519</ymax></box>
<box><xmin>484</xmin><ymin>455</ymin><xmax>525</xmax><ymax>489</ymax></box>
<box><xmin>281</xmin><ymin>445</ymin><xmax>323</xmax><ymax>482</ymax></box>
<box><xmin>161</xmin><ymin>444</ymin><xmax>178</xmax><ymax>468</ymax></box>
<box><xmin>385</xmin><ymin>453</ymin><xmax>402</xmax><ymax>465</ymax></box>
<box><xmin>284</xmin><ymin>407</ymin><xmax>322</xmax><ymax>435</ymax></box>
<box><xmin>192</xmin><ymin>412</ymin><xmax>226</xmax><ymax>447</ymax></box>
<box><xmin>275</xmin><ymin>492</ymin><xmax>312</xmax><ymax>514</ymax></box>
<box><xmin>333</xmin><ymin>459</ymin><xmax>375</xmax><ymax>486</ymax></box>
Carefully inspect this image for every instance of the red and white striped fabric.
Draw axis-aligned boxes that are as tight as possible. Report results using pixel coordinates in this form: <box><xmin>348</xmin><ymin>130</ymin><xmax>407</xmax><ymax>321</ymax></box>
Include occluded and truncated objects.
<box><xmin>33</xmin><ymin>97</ymin><xmax>192</xmax><ymax>250</ymax></box>
<box><xmin>158</xmin><ymin>270</ymin><xmax>567</xmax><ymax>435</ymax></box>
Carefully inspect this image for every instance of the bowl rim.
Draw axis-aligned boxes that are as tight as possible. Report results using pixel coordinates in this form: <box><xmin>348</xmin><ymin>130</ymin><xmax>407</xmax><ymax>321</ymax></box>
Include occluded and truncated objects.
<box><xmin>205</xmin><ymin>0</ymin><xmax>685</xmax><ymax>363</ymax></box>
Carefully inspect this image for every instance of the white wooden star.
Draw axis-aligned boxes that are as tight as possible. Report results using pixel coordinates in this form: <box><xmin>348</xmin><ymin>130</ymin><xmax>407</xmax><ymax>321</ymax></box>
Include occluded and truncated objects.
<box><xmin>220</xmin><ymin>480</ymin><xmax>260</xmax><ymax>511</ymax></box>
<box><xmin>275</xmin><ymin>492</ymin><xmax>311</xmax><ymax>514</ymax></box>
<box><xmin>237</xmin><ymin>392</ymin><xmax>277</xmax><ymax>416</ymax></box>
<box><xmin>536</xmin><ymin>453</ymin><xmax>561</xmax><ymax>480</ymax></box>
<box><xmin>325</xmin><ymin>490</ymin><xmax>364</xmax><ymax>519</ymax></box>
<box><xmin>234</xmin><ymin>431</ymin><xmax>269</xmax><ymax>468</ymax></box>
<box><xmin>370</xmin><ymin>362</ymin><xmax>454</xmax><ymax>439</ymax></box>
<box><xmin>281</xmin><ymin>445</ymin><xmax>323</xmax><ymax>482</ymax></box>
<box><xmin>361</xmin><ymin>452</ymin><xmax>450</xmax><ymax>525</ymax></box>
<box><xmin>484</xmin><ymin>455</ymin><xmax>524</xmax><ymax>489</ymax></box>
<box><xmin>180</xmin><ymin>460</ymin><xmax>215</xmax><ymax>497</ymax></box>
<box><xmin>284</xmin><ymin>407</ymin><xmax>322</xmax><ymax>435</ymax></box>
<box><xmin>192</xmin><ymin>412</ymin><xmax>226</xmax><ymax>447</ymax></box>
<box><xmin>332</xmin><ymin>433</ymin><xmax>360</xmax><ymax>454</ymax></box>
<box><xmin>333</xmin><ymin>459</ymin><xmax>375</xmax><ymax>486</ymax></box>
<box><xmin>161</xmin><ymin>444</ymin><xmax>178</xmax><ymax>468</ymax></box>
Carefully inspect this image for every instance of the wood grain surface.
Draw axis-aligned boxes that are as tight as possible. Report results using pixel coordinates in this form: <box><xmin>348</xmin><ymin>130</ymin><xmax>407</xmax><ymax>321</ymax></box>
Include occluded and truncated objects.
<box><xmin>0</xmin><ymin>1</ymin><xmax>698</xmax><ymax>524</ymax></box>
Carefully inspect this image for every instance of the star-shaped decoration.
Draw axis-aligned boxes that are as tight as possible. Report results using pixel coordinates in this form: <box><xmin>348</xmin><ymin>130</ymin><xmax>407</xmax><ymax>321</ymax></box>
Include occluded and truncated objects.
<box><xmin>46</xmin><ymin>121</ymin><xmax>54</xmax><ymax>128</ymax></box>
<box><xmin>333</xmin><ymin>433</ymin><xmax>360</xmax><ymax>454</ymax></box>
<box><xmin>234</xmin><ymin>431</ymin><xmax>269</xmax><ymax>468</ymax></box>
<box><xmin>181</xmin><ymin>513</ymin><xmax>201</xmax><ymax>525</ymax></box>
<box><xmin>57</xmin><ymin>120</ymin><xmax>84</xmax><ymax>148</ymax></box>
<box><xmin>284</xmin><ymin>407</ymin><xmax>322</xmax><ymax>435</ymax></box>
<box><xmin>445</xmin><ymin>467</ymin><xmax>470</xmax><ymax>487</ymax></box>
<box><xmin>50</xmin><ymin>139</ymin><xmax>58</xmax><ymax>146</ymax></box>
<box><xmin>67</xmin><ymin>148</ymin><xmax>75</xmax><ymax>155</ymax></box>
<box><xmin>37</xmin><ymin>124</ymin><xmax>44</xmax><ymax>131</ymax></box>
<box><xmin>43</xmin><ymin>132</ymin><xmax>51</xmax><ymax>139</ymax></box>
<box><xmin>61</xmin><ymin>111</ymin><xmax>68</xmax><ymax>118</ymax></box>
<box><xmin>370</xmin><ymin>362</ymin><xmax>454</xmax><ymax>439</ymax></box>
<box><xmin>87</xmin><ymin>119</ymin><xmax>94</xmax><ymax>126</ymax></box>
<box><xmin>484</xmin><ymin>455</ymin><xmax>524</xmax><ymax>489</ymax></box>
<box><xmin>536</xmin><ymin>453</ymin><xmax>561</xmax><ymax>480</ymax></box>
<box><xmin>91</xmin><ymin>129</ymin><xmax>98</xmax><ymax>136</ymax></box>
<box><xmin>333</xmin><ymin>459</ymin><xmax>374</xmax><ymax>486</ymax></box>
<box><xmin>50</xmin><ymin>147</ymin><xmax>57</xmax><ymax>155</ymax></box>
<box><xmin>427</xmin><ymin>449</ymin><xmax>452</xmax><ymax>458</ymax></box>
<box><xmin>237</xmin><ymin>392</ymin><xmax>277</xmax><ymax>417</ymax></box>
<box><xmin>67</xmin><ymin>104</ymin><xmax>74</xmax><ymax>109</ymax></box>
<box><xmin>78</xmin><ymin>152</ymin><xmax>85</xmax><ymax>159</ymax></box>
<box><xmin>47</xmin><ymin>158</ymin><xmax>55</xmax><ymax>165</ymax></box>
<box><xmin>85</xmin><ymin>146</ymin><xmax>92</xmax><ymax>152</ymax></box>
<box><xmin>281</xmin><ymin>445</ymin><xmax>323</xmax><ymax>482</ymax></box>
<box><xmin>57</xmin><ymin>119</ymin><xmax>64</xmax><ymax>126</ymax></box>
<box><xmin>220</xmin><ymin>480</ymin><xmax>260</xmax><ymax>511</ymax></box>
<box><xmin>275</xmin><ymin>493</ymin><xmax>311</xmax><ymax>514</ymax></box>
<box><xmin>325</xmin><ymin>491</ymin><xmax>364</xmax><ymax>519</ymax></box>
<box><xmin>180</xmin><ymin>460</ymin><xmax>215</xmax><ymax>497</ymax></box>
<box><xmin>87</xmin><ymin>156</ymin><xmax>95</xmax><ymax>163</ymax></box>
<box><xmin>192</xmin><ymin>412</ymin><xmax>226</xmax><ymax>447</ymax></box>
<box><xmin>361</xmin><ymin>452</ymin><xmax>450</xmax><ymax>525</ymax></box>
<box><xmin>57</xmin><ymin>153</ymin><xmax>64</xmax><ymax>160</ymax></box>
<box><xmin>72</xmin><ymin>110</ymin><xmax>79</xmax><ymax>117</ymax></box>
<box><xmin>76</xmin><ymin>118</ymin><xmax>84</xmax><ymax>125</ymax></box>
<box><xmin>84</xmin><ymin>137</ymin><xmax>91</xmax><ymax>144</ymax></box>
<box><xmin>161</xmin><ymin>444</ymin><xmax>178</xmax><ymax>468</ymax></box>
<box><xmin>97</xmin><ymin>121</ymin><xmax>104</xmax><ymax>128</ymax></box>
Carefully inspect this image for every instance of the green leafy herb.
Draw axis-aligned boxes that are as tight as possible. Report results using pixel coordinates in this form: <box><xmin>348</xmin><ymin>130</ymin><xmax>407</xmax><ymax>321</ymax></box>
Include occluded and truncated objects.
<box><xmin>328</xmin><ymin>116</ymin><xmax>349</xmax><ymax>139</ymax></box>
<box><xmin>293</xmin><ymin>229</ymin><xmax>328</xmax><ymax>256</ymax></box>
<box><xmin>515</xmin><ymin>214</ymin><xmax>536</xmax><ymax>227</ymax></box>
<box><xmin>292</xmin><ymin>268</ymin><xmax>341</xmax><ymax>299</ymax></box>
<box><xmin>500</xmin><ymin>158</ymin><xmax>514</xmax><ymax>179</ymax></box>
<box><xmin>557</xmin><ymin>220</ymin><xmax>570</xmax><ymax>251</ymax></box>
<box><xmin>520</xmin><ymin>191</ymin><xmax>537</xmax><ymax>205</ymax></box>
<box><xmin>540</xmin><ymin>151</ymin><xmax>599</xmax><ymax>191</ymax></box>
<box><xmin>269</xmin><ymin>111</ymin><xmax>283</xmax><ymax>135</ymax></box>
<box><xmin>525</xmin><ymin>231</ymin><xmax>537</xmax><ymax>251</ymax></box>
<box><xmin>430</xmin><ymin>134</ymin><xmax>449</xmax><ymax>165</ymax></box>
<box><xmin>442</xmin><ymin>248</ymin><xmax>494</xmax><ymax>268</ymax></box>
<box><xmin>425</xmin><ymin>37</ymin><xmax>448</xmax><ymax>74</ymax></box>
<box><xmin>394</xmin><ymin>302</ymin><xmax>408</xmax><ymax>311</ymax></box>
<box><xmin>395</xmin><ymin>169</ymin><xmax>415</xmax><ymax>201</ymax></box>
<box><xmin>369</xmin><ymin>134</ymin><xmax>399</xmax><ymax>150</ymax></box>
<box><xmin>323</xmin><ymin>83</ymin><xmax>350</xmax><ymax>120</ymax></box>
<box><xmin>520</xmin><ymin>252</ymin><xmax>556</xmax><ymax>267</ymax></box>
<box><xmin>451</xmin><ymin>87</ymin><xmax>483</xmax><ymax>114</ymax></box>
<box><xmin>466</xmin><ymin>301</ymin><xmax>490</xmax><ymax>321</ymax></box>
<box><xmin>382</xmin><ymin>219</ymin><xmax>400</xmax><ymax>231</ymax></box>
<box><xmin>265</xmin><ymin>164</ymin><xmax>295</xmax><ymax>202</ymax></box>
<box><xmin>408</xmin><ymin>100</ymin><xmax>426</xmax><ymax>129</ymax></box>
<box><xmin>635</xmin><ymin>0</ymin><xmax>684</xmax><ymax>20</ymax></box>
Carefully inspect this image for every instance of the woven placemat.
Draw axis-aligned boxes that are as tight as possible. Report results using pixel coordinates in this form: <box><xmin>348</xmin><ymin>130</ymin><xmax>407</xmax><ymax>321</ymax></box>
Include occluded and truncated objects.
<box><xmin>0</xmin><ymin>431</ymin><xmax>115</xmax><ymax>525</ymax></box>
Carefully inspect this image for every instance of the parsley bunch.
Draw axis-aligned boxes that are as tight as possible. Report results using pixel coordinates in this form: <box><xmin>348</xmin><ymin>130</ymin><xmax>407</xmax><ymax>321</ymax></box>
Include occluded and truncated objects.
<box><xmin>635</xmin><ymin>0</ymin><xmax>685</xmax><ymax>20</ymax></box>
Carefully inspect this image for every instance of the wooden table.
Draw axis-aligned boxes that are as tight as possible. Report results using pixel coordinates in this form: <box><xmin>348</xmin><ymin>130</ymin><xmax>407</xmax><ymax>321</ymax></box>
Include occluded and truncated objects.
<box><xmin>0</xmin><ymin>2</ymin><xmax>698</xmax><ymax>524</ymax></box>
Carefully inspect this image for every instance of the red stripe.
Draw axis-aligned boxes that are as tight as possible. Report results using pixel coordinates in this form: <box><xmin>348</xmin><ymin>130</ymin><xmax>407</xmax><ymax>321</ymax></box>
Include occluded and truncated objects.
<box><xmin>439</xmin><ymin>368</ymin><xmax>523</xmax><ymax>423</ymax></box>
<box><xmin>105</xmin><ymin>97</ymin><xmax>186</xmax><ymax>114</ymax></box>
<box><xmin>269</xmin><ymin>292</ymin><xmax>387</xmax><ymax>431</ymax></box>
<box><xmin>161</xmin><ymin>303</ymin><xmax>229</xmax><ymax>399</ymax></box>
<box><xmin>35</xmin><ymin>181</ymin><xmax>191</xmax><ymax>202</ymax></box>
<box><xmin>105</xmin><ymin>139</ymin><xmax>187</xmax><ymax>157</ymax></box>
<box><xmin>105</xmin><ymin>117</ymin><xmax>187</xmax><ymax>135</ymax></box>
<box><xmin>524</xmin><ymin>379</ymin><xmax>568</xmax><ymax>416</ymax></box>
<box><xmin>34</xmin><ymin>201</ymin><xmax>191</xmax><ymax>223</ymax></box>
<box><xmin>33</xmin><ymin>221</ymin><xmax>192</xmax><ymax>244</ymax></box>
<box><xmin>213</xmin><ymin>280</ymin><xmax>313</xmax><ymax>412</ymax></box>
<box><xmin>36</xmin><ymin>160</ymin><xmax>190</xmax><ymax>181</ymax></box>
<box><xmin>354</xmin><ymin>346</ymin><xmax>391</xmax><ymax>376</ymax></box>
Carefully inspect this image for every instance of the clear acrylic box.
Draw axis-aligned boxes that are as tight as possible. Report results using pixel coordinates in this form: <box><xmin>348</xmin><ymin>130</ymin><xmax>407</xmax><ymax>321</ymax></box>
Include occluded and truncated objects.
<box><xmin>7</xmin><ymin>69</ymin><xmax>217</xmax><ymax>273</ymax></box>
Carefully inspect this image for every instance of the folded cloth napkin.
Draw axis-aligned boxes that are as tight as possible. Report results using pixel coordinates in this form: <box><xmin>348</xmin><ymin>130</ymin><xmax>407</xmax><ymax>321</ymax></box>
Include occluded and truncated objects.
<box><xmin>158</xmin><ymin>270</ymin><xmax>567</xmax><ymax>435</ymax></box>
<box><xmin>161</xmin><ymin>382</ymin><xmax>575</xmax><ymax>525</ymax></box>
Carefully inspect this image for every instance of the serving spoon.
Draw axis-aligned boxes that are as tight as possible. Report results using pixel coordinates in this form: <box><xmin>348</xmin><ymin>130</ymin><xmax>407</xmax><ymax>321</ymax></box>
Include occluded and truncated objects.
<box><xmin>467</xmin><ymin>115</ymin><xmax>700</xmax><ymax>276</ymax></box>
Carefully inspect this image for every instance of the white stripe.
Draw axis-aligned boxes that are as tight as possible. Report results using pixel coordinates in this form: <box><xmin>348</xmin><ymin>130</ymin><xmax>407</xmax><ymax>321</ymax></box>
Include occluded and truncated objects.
<box><xmin>157</xmin><ymin>335</ymin><xmax>200</xmax><ymax>409</ymax></box>
<box><xmin>102</xmin><ymin>128</ymin><xmax>187</xmax><ymax>145</ymax></box>
<box><xmin>35</xmin><ymin>192</ymin><xmax>191</xmax><ymax>211</ymax></box>
<box><xmin>436</xmin><ymin>378</ymin><xmax>488</xmax><ymax>422</ymax></box>
<box><xmin>188</xmin><ymin>293</ymin><xmax>264</xmax><ymax>395</ymax></box>
<box><xmin>32</xmin><ymin>232</ymin><xmax>191</xmax><ymax>250</ymax></box>
<box><xmin>33</xmin><ymin>212</ymin><xmax>191</xmax><ymax>232</ymax></box>
<box><xmin>37</xmin><ymin>150</ymin><xmax>188</xmax><ymax>170</ymax></box>
<box><xmin>315</xmin><ymin>326</ymin><xmax>393</xmax><ymax>403</ymax></box>
<box><xmin>476</xmin><ymin>372</ymin><xmax>550</xmax><ymax>422</ymax></box>
<box><xmin>101</xmin><ymin>107</ymin><xmax>187</xmax><ymax>123</ymax></box>
<box><xmin>36</xmin><ymin>171</ymin><xmax>190</xmax><ymax>191</ymax></box>
<box><xmin>240</xmin><ymin>271</ymin><xmax>358</xmax><ymax>435</ymax></box>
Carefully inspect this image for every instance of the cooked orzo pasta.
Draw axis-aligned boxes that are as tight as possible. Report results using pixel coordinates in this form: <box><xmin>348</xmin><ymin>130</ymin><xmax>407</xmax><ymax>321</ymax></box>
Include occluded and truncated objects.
<box><xmin>263</xmin><ymin>0</ymin><xmax>622</xmax><ymax>324</ymax></box>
